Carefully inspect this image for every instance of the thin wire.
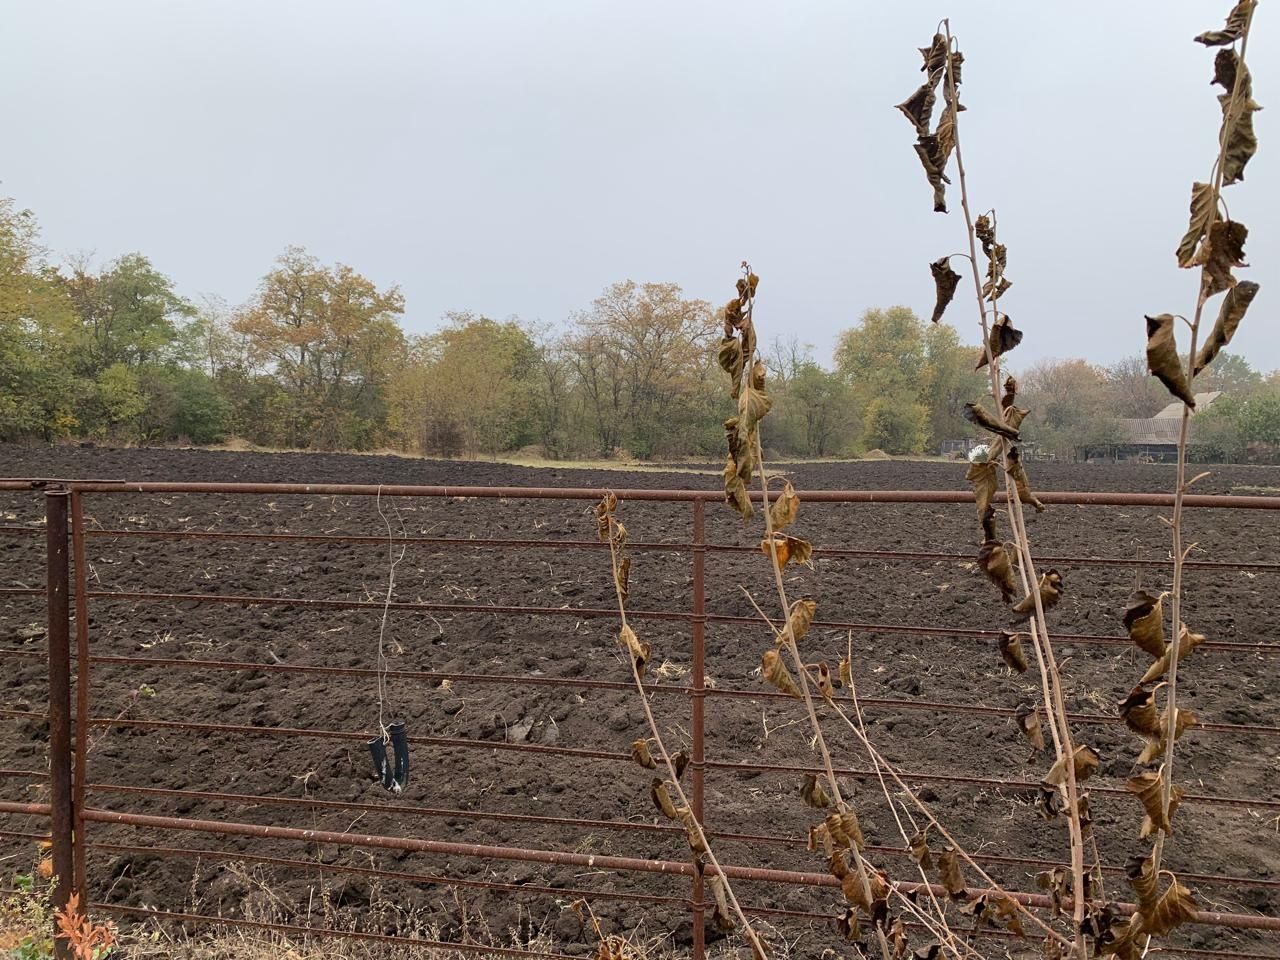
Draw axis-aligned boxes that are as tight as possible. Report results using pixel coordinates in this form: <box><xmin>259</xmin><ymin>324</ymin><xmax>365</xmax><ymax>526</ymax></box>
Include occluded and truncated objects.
<box><xmin>373</xmin><ymin>485</ymin><xmax>407</xmax><ymax>741</ymax></box>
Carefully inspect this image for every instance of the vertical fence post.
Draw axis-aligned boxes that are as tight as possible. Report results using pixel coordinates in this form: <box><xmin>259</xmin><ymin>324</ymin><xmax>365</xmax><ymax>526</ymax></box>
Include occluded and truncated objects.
<box><xmin>690</xmin><ymin>498</ymin><xmax>707</xmax><ymax>960</ymax></box>
<box><xmin>70</xmin><ymin>492</ymin><xmax>90</xmax><ymax>895</ymax></box>
<box><xmin>45</xmin><ymin>490</ymin><xmax>74</xmax><ymax>960</ymax></box>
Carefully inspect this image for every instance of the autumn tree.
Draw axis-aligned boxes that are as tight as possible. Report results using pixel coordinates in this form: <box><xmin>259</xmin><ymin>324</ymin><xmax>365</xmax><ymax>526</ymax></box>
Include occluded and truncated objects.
<box><xmin>0</xmin><ymin>199</ymin><xmax>80</xmax><ymax>440</ymax></box>
<box><xmin>919</xmin><ymin>321</ymin><xmax>989</xmax><ymax>448</ymax></box>
<box><xmin>388</xmin><ymin>313</ymin><xmax>538</xmax><ymax>457</ymax></box>
<box><xmin>1017</xmin><ymin>358</ymin><xmax>1120</xmax><ymax>459</ymax></box>
<box><xmin>564</xmin><ymin>281</ymin><xmax>717</xmax><ymax>458</ymax></box>
<box><xmin>767</xmin><ymin>337</ymin><xmax>855</xmax><ymax>456</ymax></box>
<box><xmin>233</xmin><ymin>247</ymin><xmax>405</xmax><ymax>449</ymax></box>
<box><xmin>1196</xmin><ymin>350</ymin><xmax>1262</xmax><ymax>396</ymax></box>
<box><xmin>1105</xmin><ymin>353</ymin><xmax>1170</xmax><ymax>418</ymax></box>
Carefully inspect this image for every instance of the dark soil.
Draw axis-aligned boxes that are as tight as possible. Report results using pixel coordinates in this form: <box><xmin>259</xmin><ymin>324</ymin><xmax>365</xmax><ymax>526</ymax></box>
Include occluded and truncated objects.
<box><xmin>1</xmin><ymin>445</ymin><xmax>1278</xmax><ymax>958</ymax></box>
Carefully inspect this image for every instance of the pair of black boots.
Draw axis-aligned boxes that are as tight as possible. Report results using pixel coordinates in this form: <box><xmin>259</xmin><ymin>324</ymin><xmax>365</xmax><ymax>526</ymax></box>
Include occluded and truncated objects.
<box><xmin>367</xmin><ymin>722</ymin><xmax>409</xmax><ymax>793</ymax></box>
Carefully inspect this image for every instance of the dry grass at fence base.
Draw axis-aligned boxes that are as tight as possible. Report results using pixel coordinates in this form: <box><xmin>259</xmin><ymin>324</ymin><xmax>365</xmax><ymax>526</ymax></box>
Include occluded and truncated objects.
<box><xmin>1</xmin><ymin>857</ymin><xmax>710</xmax><ymax>960</ymax></box>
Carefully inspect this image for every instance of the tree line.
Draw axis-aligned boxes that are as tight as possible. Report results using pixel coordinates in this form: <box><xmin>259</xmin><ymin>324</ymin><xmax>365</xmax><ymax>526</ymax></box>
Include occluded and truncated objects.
<box><xmin>3</xmin><ymin>197</ymin><xmax>1276</xmax><ymax>461</ymax></box>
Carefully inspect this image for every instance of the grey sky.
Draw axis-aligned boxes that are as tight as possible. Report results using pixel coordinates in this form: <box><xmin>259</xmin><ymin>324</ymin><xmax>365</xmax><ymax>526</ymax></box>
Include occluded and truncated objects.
<box><xmin>4</xmin><ymin>1</ymin><xmax>1276</xmax><ymax>370</ymax></box>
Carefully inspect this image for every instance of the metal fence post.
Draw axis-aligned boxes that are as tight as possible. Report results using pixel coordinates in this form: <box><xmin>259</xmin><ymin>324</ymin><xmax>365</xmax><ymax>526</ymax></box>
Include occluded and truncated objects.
<box><xmin>690</xmin><ymin>498</ymin><xmax>707</xmax><ymax>960</ymax></box>
<box><xmin>70</xmin><ymin>492</ymin><xmax>90</xmax><ymax>894</ymax></box>
<box><xmin>45</xmin><ymin>490</ymin><xmax>74</xmax><ymax>960</ymax></box>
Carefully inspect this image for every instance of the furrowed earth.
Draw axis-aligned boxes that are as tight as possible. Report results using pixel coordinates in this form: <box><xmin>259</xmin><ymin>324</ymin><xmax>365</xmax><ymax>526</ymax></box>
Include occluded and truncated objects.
<box><xmin>1</xmin><ymin>445</ymin><xmax>1278</xmax><ymax>958</ymax></box>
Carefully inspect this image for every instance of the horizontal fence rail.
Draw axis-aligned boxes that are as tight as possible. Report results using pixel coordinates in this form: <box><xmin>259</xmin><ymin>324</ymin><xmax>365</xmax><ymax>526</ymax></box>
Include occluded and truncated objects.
<box><xmin>0</xmin><ymin>477</ymin><xmax>1277</xmax><ymax>959</ymax></box>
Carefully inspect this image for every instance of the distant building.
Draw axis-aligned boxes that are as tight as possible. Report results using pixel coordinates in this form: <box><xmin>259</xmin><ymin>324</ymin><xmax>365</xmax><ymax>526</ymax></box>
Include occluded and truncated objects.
<box><xmin>1112</xmin><ymin>391</ymin><xmax>1222</xmax><ymax>462</ymax></box>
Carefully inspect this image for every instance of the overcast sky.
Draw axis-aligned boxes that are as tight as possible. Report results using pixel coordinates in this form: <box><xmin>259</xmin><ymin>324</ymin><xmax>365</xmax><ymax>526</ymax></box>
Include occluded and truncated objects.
<box><xmin>3</xmin><ymin>1</ymin><xmax>1276</xmax><ymax>371</ymax></box>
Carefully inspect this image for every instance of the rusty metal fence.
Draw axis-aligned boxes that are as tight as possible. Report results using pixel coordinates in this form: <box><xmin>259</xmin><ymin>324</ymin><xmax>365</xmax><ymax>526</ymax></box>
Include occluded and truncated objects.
<box><xmin>0</xmin><ymin>478</ymin><xmax>1278</xmax><ymax>959</ymax></box>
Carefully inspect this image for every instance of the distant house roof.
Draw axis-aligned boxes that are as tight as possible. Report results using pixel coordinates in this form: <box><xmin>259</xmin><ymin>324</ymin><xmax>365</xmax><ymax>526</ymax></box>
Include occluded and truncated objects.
<box><xmin>1118</xmin><ymin>418</ymin><xmax>1186</xmax><ymax>444</ymax></box>
<box><xmin>1119</xmin><ymin>392</ymin><xmax>1222</xmax><ymax>446</ymax></box>
<box><xmin>1152</xmin><ymin>392</ymin><xmax>1222</xmax><ymax>419</ymax></box>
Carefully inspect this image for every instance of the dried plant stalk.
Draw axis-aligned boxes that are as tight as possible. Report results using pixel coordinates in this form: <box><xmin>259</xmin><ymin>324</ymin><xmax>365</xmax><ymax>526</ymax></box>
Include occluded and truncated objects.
<box><xmin>1139</xmin><ymin>5</ymin><xmax>1260</xmax><ymax>954</ymax></box>
<box><xmin>596</xmin><ymin>496</ymin><xmax>768</xmax><ymax>958</ymax></box>
<box><xmin>928</xmin><ymin>20</ymin><xmax>1092</xmax><ymax>956</ymax></box>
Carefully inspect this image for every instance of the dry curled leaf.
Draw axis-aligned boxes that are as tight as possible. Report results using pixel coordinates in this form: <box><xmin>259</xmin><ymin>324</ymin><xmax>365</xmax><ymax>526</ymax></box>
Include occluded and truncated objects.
<box><xmin>1012</xmin><ymin>569</ymin><xmax>1064</xmax><ymax>623</ymax></box>
<box><xmin>650</xmin><ymin>778</ymin><xmax>679</xmax><ymax>820</ymax></box>
<box><xmin>761</xmin><ymin>649</ymin><xmax>801</xmax><ymax>699</ymax></box>
<box><xmin>1123</xmin><ymin>590</ymin><xmax>1166</xmax><ymax>658</ymax></box>
<box><xmin>1195</xmin><ymin>219</ymin><xmax>1249</xmax><ymax>298</ymax></box>
<box><xmin>717</xmin><ymin>335</ymin><xmax>745</xmax><ymax>400</ymax></box>
<box><xmin>1140</xmin><ymin>623</ymin><xmax>1205</xmax><ymax>684</ymax></box>
<box><xmin>828</xmin><ymin>848</ymin><xmax>849</xmax><ymax>879</ymax></box>
<box><xmin>613</xmin><ymin>555</ymin><xmax>630</xmax><ymax>604</ymax></box>
<box><xmin>779</xmin><ymin>596</ymin><xmax>818</xmax><ymax>645</ymax></box>
<box><xmin>708</xmin><ymin>874</ymin><xmax>736</xmax><ymax>932</ymax></box>
<box><xmin>1176</xmin><ymin>182</ymin><xmax>1216</xmax><ymax>268</ymax></box>
<box><xmin>1195</xmin><ymin>0</ymin><xmax>1256</xmax><ymax>46</ymax></box>
<box><xmin>826</xmin><ymin>809</ymin><xmax>865</xmax><ymax>852</ymax></box>
<box><xmin>993</xmin><ymin>896</ymin><xmax>1027</xmax><ymax>938</ymax></box>
<box><xmin>929</xmin><ymin>256</ymin><xmax>961</xmax><ymax>324</ymax></box>
<box><xmin>1212</xmin><ymin>49</ymin><xmax>1261</xmax><ymax>185</ymax></box>
<box><xmin>800</xmin><ymin>773</ymin><xmax>831</xmax><ymax>810</ymax></box>
<box><xmin>1195</xmin><ymin>280</ymin><xmax>1260</xmax><ymax>375</ymax></box>
<box><xmin>1005</xmin><ymin>446</ymin><xmax>1045</xmax><ymax>512</ymax></box>
<box><xmin>676</xmin><ymin>805</ymin><xmax>707</xmax><ymax>854</ymax></box>
<box><xmin>1141</xmin><ymin>785</ymin><xmax>1184</xmax><ymax>839</ymax></box>
<box><xmin>1220</xmin><ymin>102</ymin><xmax>1260</xmax><ymax>185</ymax></box>
<box><xmin>838</xmin><ymin>656</ymin><xmax>852</xmax><ymax>688</ymax></box>
<box><xmin>1014</xmin><ymin>702</ymin><xmax>1046</xmax><ymax>752</ymax></box>
<box><xmin>619</xmin><ymin>624</ymin><xmax>650</xmax><ymax>677</ymax></box>
<box><xmin>964</xmin><ymin>402</ymin><xmax>1020</xmax><ymax>441</ymax></box>
<box><xmin>980</xmin><ymin>504</ymin><xmax>997</xmax><ymax>542</ymax></box>
<box><xmin>976</xmin><ymin>314</ymin><xmax>1022</xmax><ymax>370</ymax></box>
<box><xmin>920</xmin><ymin>32</ymin><xmax>949</xmax><ymax>78</ymax></box>
<box><xmin>936</xmin><ymin>846</ymin><xmax>966</xmax><ymax>899</ymax></box>
<box><xmin>966</xmin><ymin>458</ymin><xmax>998</xmax><ymax>518</ymax></box>
<box><xmin>1144</xmin><ymin>314</ymin><xmax>1197</xmax><ymax>408</ymax></box>
<box><xmin>1126</xmin><ymin>851</ymin><xmax>1159</xmax><ymax>911</ymax></box>
<box><xmin>1118</xmin><ymin>684</ymin><xmax>1162</xmax><ymax>737</ymax></box>
<box><xmin>723</xmin><ymin>457</ymin><xmax>754</xmax><ymax>520</ymax></box>
<box><xmin>1002</xmin><ymin>374</ymin><xmax>1018</xmax><ymax>408</ymax></box>
<box><xmin>673</xmin><ymin>749</ymin><xmax>690</xmax><ymax>780</ymax></box>
<box><xmin>739</xmin><ymin>380</ymin><xmax>773</xmax><ymax>435</ymax></box>
<box><xmin>816</xmin><ymin>660</ymin><xmax>836</xmax><ymax>702</ymax></box>
<box><xmin>897</xmin><ymin>82</ymin><xmax>938</xmax><ymax>137</ymax></box>
<box><xmin>998</xmin><ymin>630</ymin><xmax>1028</xmax><ymax>673</ymax></box>
<box><xmin>1099</xmin><ymin>916</ymin><xmax>1142</xmax><ymax>960</ymax></box>
<box><xmin>1137</xmin><ymin>706</ymin><xmax>1197</xmax><ymax>765</ymax></box>
<box><xmin>1126</xmin><ymin>768</ymin><xmax>1175</xmax><ymax>835</ymax></box>
<box><xmin>841</xmin><ymin>867</ymin><xmax>883</xmax><ymax>913</ymax></box>
<box><xmin>631</xmin><ymin>739</ymin><xmax>657</xmax><ymax>770</ymax></box>
<box><xmin>1037</xmin><ymin>867</ymin><xmax>1071</xmax><ymax>917</ymax></box>
<box><xmin>769</xmin><ymin>481</ymin><xmax>800</xmax><ymax>531</ymax></box>
<box><xmin>595</xmin><ymin>494</ymin><xmax>616</xmax><ymax>542</ymax></box>
<box><xmin>1143</xmin><ymin>876</ymin><xmax>1198</xmax><ymax>936</ymax></box>
<box><xmin>837</xmin><ymin>905</ymin><xmax>860</xmax><ymax>942</ymax></box>
<box><xmin>1077</xmin><ymin>792</ymin><xmax>1095</xmax><ymax>841</ymax></box>
<box><xmin>912</xmin><ymin>135</ymin><xmax>951</xmax><ymax>213</ymax></box>
<box><xmin>761</xmin><ymin>534</ymin><xmax>813</xmax><ymax>570</ymax></box>
<box><xmin>908</xmin><ymin>830</ymin><xmax>932</xmax><ymax>870</ymax></box>
<box><xmin>982</xmin><ymin>248</ymin><xmax>1011</xmax><ymax>303</ymax></box>
<box><xmin>975</xmin><ymin>214</ymin><xmax>996</xmax><ymax>256</ymax></box>
<box><xmin>978</xmin><ymin>539</ymin><xmax>1017</xmax><ymax>603</ymax></box>
<box><xmin>1043</xmin><ymin>743</ymin><xmax>1101</xmax><ymax>786</ymax></box>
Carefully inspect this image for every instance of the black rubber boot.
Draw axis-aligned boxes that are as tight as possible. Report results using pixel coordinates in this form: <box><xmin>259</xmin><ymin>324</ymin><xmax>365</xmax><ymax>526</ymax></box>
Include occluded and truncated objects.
<box><xmin>368</xmin><ymin>735</ymin><xmax>393</xmax><ymax>789</ymax></box>
<box><xmin>389</xmin><ymin>721</ymin><xmax>409</xmax><ymax>792</ymax></box>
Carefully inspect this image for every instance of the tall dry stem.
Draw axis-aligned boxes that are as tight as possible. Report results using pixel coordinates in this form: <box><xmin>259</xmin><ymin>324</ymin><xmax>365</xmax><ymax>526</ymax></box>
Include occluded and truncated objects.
<box><xmin>596</xmin><ymin>496</ymin><xmax>768</xmax><ymax>958</ymax></box>
<box><xmin>935</xmin><ymin>20</ymin><xmax>1090</xmax><ymax>956</ymax></box>
<box><xmin>1142</xmin><ymin>1</ymin><xmax>1261</xmax><ymax>946</ymax></box>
